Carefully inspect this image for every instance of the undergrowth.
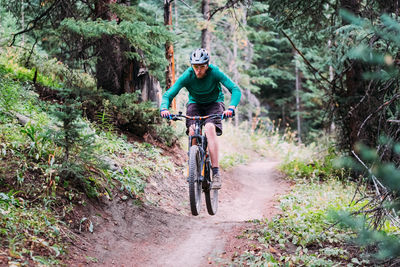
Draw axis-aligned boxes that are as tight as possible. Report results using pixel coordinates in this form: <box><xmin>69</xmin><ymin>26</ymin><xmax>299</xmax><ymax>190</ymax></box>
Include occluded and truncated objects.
<box><xmin>217</xmin><ymin>119</ymin><xmax>317</xmax><ymax>170</ymax></box>
<box><xmin>217</xmin><ymin>130</ymin><xmax>399</xmax><ymax>266</ymax></box>
<box><xmin>225</xmin><ymin>180</ymin><xmax>374</xmax><ymax>266</ymax></box>
<box><xmin>0</xmin><ymin>47</ymin><xmax>177</xmax><ymax>264</ymax></box>
<box><xmin>0</xmin><ymin>191</ymin><xmax>66</xmax><ymax>266</ymax></box>
<box><xmin>280</xmin><ymin>146</ymin><xmax>350</xmax><ymax>181</ymax></box>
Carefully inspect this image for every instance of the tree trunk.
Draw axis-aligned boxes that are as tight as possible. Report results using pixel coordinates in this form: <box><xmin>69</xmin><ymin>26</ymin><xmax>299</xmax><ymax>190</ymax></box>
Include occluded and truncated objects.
<box><xmin>295</xmin><ymin>51</ymin><xmax>302</xmax><ymax>143</ymax></box>
<box><xmin>21</xmin><ymin>0</ymin><xmax>25</xmax><ymax>45</ymax></box>
<box><xmin>231</xmin><ymin>27</ymin><xmax>240</xmax><ymax>127</ymax></box>
<box><xmin>164</xmin><ymin>0</ymin><xmax>176</xmax><ymax>109</ymax></box>
<box><xmin>242</xmin><ymin>6</ymin><xmax>254</xmax><ymax>124</ymax></box>
<box><xmin>201</xmin><ymin>0</ymin><xmax>211</xmax><ymax>51</ymax></box>
<box><xmin>95</xmin><ymin>0</ymin><xmax>125</xmax><ymax>94</ymax></box>
<box><xmin>127</xmin><ymin>48</ymin><xmax>162</xmax><ymax>105</ymax></box>
<box><xmin>338</xmin><ymin>0</ymin><xmax>365</xmax><ymax>150</ymax></box>
<box><xmin>95</xmin><ymin>0</ymin><xmax>161</xmax><ymax>103</ymax></box>
<box><xmin>328</xmin><ymin>40</ymin><xmax>336</xmax><ymax>134</ymax></box>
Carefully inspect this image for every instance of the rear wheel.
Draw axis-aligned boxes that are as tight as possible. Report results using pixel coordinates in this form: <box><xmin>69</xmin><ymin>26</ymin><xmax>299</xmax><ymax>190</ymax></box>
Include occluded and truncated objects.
<box><xmin>188</xmin><ymin>145</ymin><xmax>202</xmax><ymax>216</ymax></box>
<box><xmin>204</xmin><ymin>159</ymin><xmax>218</xmax><ymax>215</ymax></box>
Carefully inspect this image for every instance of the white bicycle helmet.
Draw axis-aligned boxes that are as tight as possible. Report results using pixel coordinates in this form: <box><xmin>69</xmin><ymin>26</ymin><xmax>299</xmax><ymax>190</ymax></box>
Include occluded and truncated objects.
<box><xmin>190</xmin><ymin>48</ymin><xmax>210</xmax><ymax>64</ymax></box>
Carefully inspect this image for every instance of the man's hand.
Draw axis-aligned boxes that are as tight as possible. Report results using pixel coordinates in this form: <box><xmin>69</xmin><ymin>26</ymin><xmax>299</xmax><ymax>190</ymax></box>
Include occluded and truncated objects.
<box><xmin>160</xmin><ymin>109</ymin><xmax>171</xmax><ymax>118</ymax></box>
<box><xmin>223</xmin><ymin>106</ymin><xmax>235</xmax><ymax>119</ymax></box>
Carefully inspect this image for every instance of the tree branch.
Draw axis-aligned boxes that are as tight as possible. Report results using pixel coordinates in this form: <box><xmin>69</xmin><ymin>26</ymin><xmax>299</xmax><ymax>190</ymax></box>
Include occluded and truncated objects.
<box><xmin>208</xmin><ymin>0</ymin><xmax>244</xmax><ymax>21</ymax></box>
<box><xmin>10</xmin><ymin>0</ymin><xmax>61</xmax><ymax>46</ymax></box>
<box><xmin>178</xmin><ymin>0</ymin><xmax>191</xmax><ymax>8</ymax></box>
<box><xmin>24</xmin><ymin>38</ymin><xmax>39</xmax><ymax>67</ymax></box>
<box><xmin>357</xmin><ymin>93</ymin><xmax>400</xmax><ymax>137</ymax></box>
<box><xmin>281</xmin><ymin>30</ymin><xmax>334</xmax><ymax>86</ymax></box>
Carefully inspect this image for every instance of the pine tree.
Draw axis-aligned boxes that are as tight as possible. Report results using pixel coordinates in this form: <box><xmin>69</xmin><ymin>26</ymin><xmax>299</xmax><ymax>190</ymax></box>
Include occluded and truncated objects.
<box><xmin>1</xmin><ymin>0</ymin><xmax>171</xmax><ymax>97</ymax></box>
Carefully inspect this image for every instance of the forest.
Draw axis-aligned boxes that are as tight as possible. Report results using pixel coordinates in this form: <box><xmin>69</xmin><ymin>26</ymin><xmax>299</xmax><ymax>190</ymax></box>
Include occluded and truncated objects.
<box><xmin>1</xmin><ymin>0</ymin><xmax>400</xmax><ymax>266</ymax></box>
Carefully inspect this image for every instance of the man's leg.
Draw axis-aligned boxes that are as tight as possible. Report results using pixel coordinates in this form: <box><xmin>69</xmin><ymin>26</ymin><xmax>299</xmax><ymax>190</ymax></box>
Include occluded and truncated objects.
<box><xmin>204</xmin><ymin>122</ymin><xmax>221</xmax><ymax>189</ymax></box>
<box><xmin>188</xmin><ymin>125</ymin><xmax>196</xmax><ymax>145</ymax></box>
<box><xmin>186</xmin><ymin>103</ymin><xmax>200</xmax><ymax>145</ymax></box>
<box><xmin>204</xmin><ymin>123</ymin><xmax>218</xmax><ymax>167</ymax></box>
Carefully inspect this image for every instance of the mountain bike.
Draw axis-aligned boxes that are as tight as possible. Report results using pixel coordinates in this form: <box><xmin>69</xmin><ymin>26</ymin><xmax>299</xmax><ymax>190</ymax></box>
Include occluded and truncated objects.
<box><xmin>168</xmin><ymin>112</ymin><xmax>227</xmax><ymax>216</ymax></box>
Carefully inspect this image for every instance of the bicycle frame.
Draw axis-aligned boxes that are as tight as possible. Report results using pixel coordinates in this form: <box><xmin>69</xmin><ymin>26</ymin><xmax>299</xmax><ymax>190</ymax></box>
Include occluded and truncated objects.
<box><xmin>166</xmin><ymin>112</ymin><xmax>229</xmax><ymax>215</ymax></box>
<box><xmin>170</xmin><ymin>112</ymin><xmax>223</xmax><ymax>183</ymax></box>
<box><xmin>188</xmin><ymin>117</ymin><xmax>208</xmax><ymax>183</ymax></box>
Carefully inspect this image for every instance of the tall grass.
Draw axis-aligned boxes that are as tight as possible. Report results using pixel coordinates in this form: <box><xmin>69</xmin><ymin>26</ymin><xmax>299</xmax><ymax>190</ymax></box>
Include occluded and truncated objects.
<box><xmin>217</xmin><ymin>119</ymin><xmax>321</xmax><ymax>170</ymax></box>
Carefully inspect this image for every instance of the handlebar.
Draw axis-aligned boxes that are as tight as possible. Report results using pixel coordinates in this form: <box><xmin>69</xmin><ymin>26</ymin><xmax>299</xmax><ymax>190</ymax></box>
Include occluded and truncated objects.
<box><xmin>165</xmin><ymin>112</ymin><xmax>234</xmax><ymax>121</ymax></box>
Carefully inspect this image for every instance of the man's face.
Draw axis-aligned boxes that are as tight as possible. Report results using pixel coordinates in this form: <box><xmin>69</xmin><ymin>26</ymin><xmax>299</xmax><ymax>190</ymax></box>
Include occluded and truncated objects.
<box><xmin>192</xmin><ymin>64</ymin><xmax>209</xmax><ymax>79</ymax></box>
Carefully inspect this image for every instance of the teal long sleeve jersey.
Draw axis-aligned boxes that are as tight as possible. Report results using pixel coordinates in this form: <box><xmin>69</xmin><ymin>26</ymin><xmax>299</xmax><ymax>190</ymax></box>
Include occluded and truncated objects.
<box><xmin>160</xmin><ymin>64</ymin><xmax>242</xmax><ymax>110</ymax></box>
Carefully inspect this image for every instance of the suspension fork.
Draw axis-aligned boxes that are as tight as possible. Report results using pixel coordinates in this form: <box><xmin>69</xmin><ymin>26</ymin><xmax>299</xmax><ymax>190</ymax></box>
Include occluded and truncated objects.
<box><xmin>187</xmin><ymin>120</ymin><xmax>207</xmax><ymax>182</ymax></box>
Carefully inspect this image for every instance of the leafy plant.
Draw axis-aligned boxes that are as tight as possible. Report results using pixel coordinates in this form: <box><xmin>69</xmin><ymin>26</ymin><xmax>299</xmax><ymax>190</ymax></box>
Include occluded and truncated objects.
<box><xmin>0</xmin><ymin>80</ymin><xmax>19</xmax><ymax>114</ymax></box>
<box><xmin>0</xmin><ymin>190</ymin><xmax>66</xmax><ymax>265</ymax></box>
<box><xmin>280</xmin><ymin>146</ymin><xmax>349</xmax><ymax>181</ymax></box>
<box><xmin>20</xmin><ymin>123</ymin><xmax>53</xmax><ymax>161</ymax></box>
<box><xmin>153</xmin><ymin>121</ymin><xmax>181</xmax><ymax>147</ymax></box>
<box><xmin>220</xmin><ymin>153</ymin><xmax>249</xmax><ymax>170</ymax></box>
<box><xmin>226</xmin><ymin>179</ymin><xmax>368</xmax><ymax>266</ymax></box>
<box><xmin>96</xmin><ymin>99</ymin><xmax>115</xmax><ymax>133</ymax></box>
<box><xmin>108</xmin><ymin>92</ymin><xmax>162</xmax><ymax>136</ymax></box>
<box><xmin>332</xmin><ymin>142</ymin><xmax>400</xmax><ymax>263</ymax></box>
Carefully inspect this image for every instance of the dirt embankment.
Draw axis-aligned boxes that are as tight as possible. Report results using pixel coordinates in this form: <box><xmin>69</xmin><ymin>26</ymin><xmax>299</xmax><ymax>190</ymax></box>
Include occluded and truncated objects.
<box><xmin>68</xmin><ymin>160</ymin><xmax>290</xmax><ymax>267</ymax></box>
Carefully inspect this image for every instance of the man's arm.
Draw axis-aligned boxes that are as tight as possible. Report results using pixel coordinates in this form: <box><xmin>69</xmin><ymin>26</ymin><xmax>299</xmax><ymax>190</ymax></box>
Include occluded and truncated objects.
<box><xmin>215</xmin><ymin>67</ymin><xmax>242</xmax><ymax>107</ymax></box>
<box><xmin>160</xmin><ymin>70</ymin><xmax>189</xmax><ymax>110</ymax></box>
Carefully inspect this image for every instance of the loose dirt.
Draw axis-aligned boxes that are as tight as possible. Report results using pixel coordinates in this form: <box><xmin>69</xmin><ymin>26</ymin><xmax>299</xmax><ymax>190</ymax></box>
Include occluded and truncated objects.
<box><xmin>68</xmin><ymin>159</ymin><xmax>290</xmax><ymax>267</ymax></box>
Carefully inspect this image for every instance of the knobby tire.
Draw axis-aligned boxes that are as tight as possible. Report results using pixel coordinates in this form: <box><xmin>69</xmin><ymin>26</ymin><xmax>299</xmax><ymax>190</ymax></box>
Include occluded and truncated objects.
<box><xmin>188</xmin><ymin>145</ymin><xmax>202</xmax><ymax>216</ymax></box>
<box><xmin>204</xmin><ymin>159</ymin><xmax>218</xmax><ymax>215</ymax></box>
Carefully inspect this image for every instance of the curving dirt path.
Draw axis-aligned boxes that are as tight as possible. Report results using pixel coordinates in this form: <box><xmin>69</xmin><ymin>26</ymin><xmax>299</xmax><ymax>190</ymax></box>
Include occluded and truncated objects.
<box><xmin>69</xmin><ymin>160</ymin><xmax>290</xmax><ymax>266</ymax></box>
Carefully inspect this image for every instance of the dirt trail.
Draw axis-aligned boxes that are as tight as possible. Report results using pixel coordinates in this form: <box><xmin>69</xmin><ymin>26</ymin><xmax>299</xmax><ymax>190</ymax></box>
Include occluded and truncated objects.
<box><xmin>71</xmin><ymin>160</ymin><xmax>290</xmax><ymax>267</ymax></box>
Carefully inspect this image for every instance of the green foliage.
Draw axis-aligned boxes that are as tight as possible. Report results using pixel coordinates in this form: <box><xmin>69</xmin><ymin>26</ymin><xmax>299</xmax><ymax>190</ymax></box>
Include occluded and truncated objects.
<box><xmin>20</xmin><ymin>123</ymin><xmax>53</xmax><ymax>161</ymax></box>
<box><xmin>153</xmin><ymin>121</ymin><xmax>181</xmax><ymax>147</ymax></box>
<box><xmin>0</xmin><ymin>5</ymin><xmax>19</xmax><ymax>45</ymax></box>
<box><xmin>332</xmin><ymin>143</ymin><xmax>400</xmax><ymax>262</ymax></box>
<box><xmin>228</xmin><ymin>180</ymin><xmax>368</xmax><ymax>266</ymax></box>
<box><xmin>220</xmin><ymin>153</ymin><xmax>249</xmax><ymax>170</ymax></box>
<box><xmin>95</xmin><ymin>131</ymin><xmax>176</xmax><ymax>198</ymax></box>
<box><xmin>246</xmin><ymin>1</ymin><xmax>332</xmax><ymax>140</ymax></box>
<box><xmin>60</xmin><ymin>15</ymin><xmax>170</xmax><ymax>81</ymax></box>
<box><xmin>333</xmin><ymin>211</ymin><xmax>400</xmax><ymax>261</ymax></box>
<box><xmin>96</xmin><ymin>99</ymin><xmax>115</xmax><ymax>133</ymax></box>
<box><xmin>0</xmin><ymin>73</ymin><xmax>20</xmax><ymax>113</ymax></box>
<box><xmin>280</xmin><ymin>146</ymin><xmax>349</xmax><ymax>181</ymax></box>
<box><xmin>0</xmin><ymin>191</ymin><xmax>65</xmax><ymax>265</ymax></box>
<box><xmin>337</xmin><ymin>10</ymin><xmax>400</xmax><ymax>81</ymax></box>
<box><xmin>0</xmin><ymin>47</ymin><xmax>94</xmax><ymax>92</ymax></box>
<box><xmin>108</xmin><ymin>92</ymin><xmax>159</xmax><ymax>136</ymax></box>
<box><xmin>48</xmin><ymin>89</ymin><xmax>104</xmax><ymax>198</ymax></box>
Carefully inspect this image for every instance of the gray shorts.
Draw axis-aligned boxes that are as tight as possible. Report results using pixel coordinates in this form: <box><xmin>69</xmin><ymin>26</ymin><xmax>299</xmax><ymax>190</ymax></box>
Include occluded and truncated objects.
<box><xmin>186</xmin><ymin>102</ymin><xmax>225</xmax><ymax>136</ymax></box>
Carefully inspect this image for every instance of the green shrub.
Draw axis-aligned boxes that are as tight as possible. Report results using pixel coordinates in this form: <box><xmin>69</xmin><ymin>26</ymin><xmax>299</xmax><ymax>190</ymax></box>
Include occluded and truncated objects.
<box><xmin>153</xmin><ymin>121</ymin><xmax>181</xmax><ymax>147</ymax></box>
<box><xmin>220</xmin><ymin>153</ymin><xmax>249</xmax><ymax>170</ymax></box>
<box><xmin>0</xmin><ymin>191</ymin><xmax>66</xmax><ymax>265</ymax></box>
<box><xmin>332</xmin><ymin>143</ymin><xmax>400</xmax><ymax>262</ymax></box>
<box><xmin>108</xmin><ymin>92</ymin><xmax>160</xmax><ymax>136</ymax></box>
<box><xmin>280</xmin><ymin>146</ymin><xmax>349</xmax><ymax>181</ymax></box>
<box><xmin>20</xmin><ymin>123</ymin><xmax>54</xmax><ymax>161</ymax></box>
<box><xmin>0</xmin><ymin>76</ymin><xmax>20</xmax><ymax>113</ymax></box>
<box><xmin>228</xmin><ymin>180</ymin><xmax>368</xmax><ymax>266</ymax></box>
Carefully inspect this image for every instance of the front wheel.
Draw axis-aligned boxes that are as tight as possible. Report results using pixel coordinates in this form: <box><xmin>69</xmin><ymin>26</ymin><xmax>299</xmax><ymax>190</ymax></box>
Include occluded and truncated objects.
<box><xmin>188</xmin><ymin>145</ymin><xmax>202</xmax><ymax>216</ymax></box>
<box><xmin>204</xmin><ymin>159</ymin><xmax>218</xmax><ymax>215</ymax></box>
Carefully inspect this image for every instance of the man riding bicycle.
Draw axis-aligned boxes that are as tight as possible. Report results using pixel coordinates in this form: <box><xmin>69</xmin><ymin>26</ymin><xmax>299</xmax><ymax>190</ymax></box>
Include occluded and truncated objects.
<box><xmin>160</xmin><ymin>48</ymin><xmax>242</xmax><ymax>190</ymax></box>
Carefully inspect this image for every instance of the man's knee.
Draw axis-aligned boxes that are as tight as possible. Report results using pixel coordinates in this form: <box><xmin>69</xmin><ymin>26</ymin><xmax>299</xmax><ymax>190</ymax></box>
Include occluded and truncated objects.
<box><xmin>189</xmin><ymin>125</ymin><xmax>195</xmax><ymax>135</ymax></box>
<box><xmin>204</xmin><ymin>123</ymin><xmax>216</xmax><ymax>137</ymax></box>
